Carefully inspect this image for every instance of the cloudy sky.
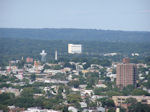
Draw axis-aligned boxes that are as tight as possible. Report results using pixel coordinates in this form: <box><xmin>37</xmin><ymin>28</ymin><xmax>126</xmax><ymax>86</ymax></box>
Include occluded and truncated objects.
<box><xmin>0</xmin><ymin>0</ymin><xmax>150</xmax><ymax>31</ymax></box>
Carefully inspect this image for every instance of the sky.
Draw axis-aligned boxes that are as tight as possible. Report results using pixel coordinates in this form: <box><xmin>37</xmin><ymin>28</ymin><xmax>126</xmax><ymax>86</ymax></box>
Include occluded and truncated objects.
<box><xmin>0</xmin><ymin>0</ymin><xmax>150</xmax><ymax>31</ymax></box>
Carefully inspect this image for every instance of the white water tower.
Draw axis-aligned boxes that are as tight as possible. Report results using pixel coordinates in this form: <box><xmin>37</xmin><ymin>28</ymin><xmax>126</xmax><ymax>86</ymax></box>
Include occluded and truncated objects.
<box><xmin>40</xmin><ymin>50</ymin><xmax>47</xmax><ymax>62</ymax></box>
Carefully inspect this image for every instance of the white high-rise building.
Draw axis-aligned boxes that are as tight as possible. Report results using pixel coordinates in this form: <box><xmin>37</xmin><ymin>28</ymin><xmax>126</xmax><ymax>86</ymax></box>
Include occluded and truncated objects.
<box><xmin>68</xmin><ymin>44</ymin><xmax>82</xmax><ymax>54</ymax></box>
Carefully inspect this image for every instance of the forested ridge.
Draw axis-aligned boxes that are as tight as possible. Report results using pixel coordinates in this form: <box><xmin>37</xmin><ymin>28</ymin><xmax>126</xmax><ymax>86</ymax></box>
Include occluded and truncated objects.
<box><xmin>0</xmin><ymin>28</ymin><xmax>150</xmax><ymax>65</ymax></box>
<box><xmin>0</xmin><ymin>28</ymin><xmax>150</xmax><ymax>42</ymax></box>
<box><xmin>0</xmin><ymin>38</ymin><xmax>150</xmax><ymax>65</ymax></box>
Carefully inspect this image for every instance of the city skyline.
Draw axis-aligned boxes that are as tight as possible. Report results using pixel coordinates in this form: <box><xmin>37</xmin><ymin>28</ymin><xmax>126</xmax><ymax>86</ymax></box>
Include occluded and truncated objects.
<box><xmin>0</xmin><ymin>0</ymin><xmax>150</xmax><ymax>111</ymax></box>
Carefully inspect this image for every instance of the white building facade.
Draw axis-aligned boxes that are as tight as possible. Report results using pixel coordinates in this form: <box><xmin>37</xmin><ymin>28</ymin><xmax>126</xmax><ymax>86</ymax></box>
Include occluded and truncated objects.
<box><xmin>68</xmin><ymin>44</ymin><xmax>82</xmax><ymax>54</ymax></box>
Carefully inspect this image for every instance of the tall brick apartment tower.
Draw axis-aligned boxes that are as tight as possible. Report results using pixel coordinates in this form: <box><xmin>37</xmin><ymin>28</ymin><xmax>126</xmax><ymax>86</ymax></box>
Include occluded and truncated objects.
<box><xmin>116</xmin><ymin>58</ymin><xmax>137</xmax><ymax>89</ymax></box>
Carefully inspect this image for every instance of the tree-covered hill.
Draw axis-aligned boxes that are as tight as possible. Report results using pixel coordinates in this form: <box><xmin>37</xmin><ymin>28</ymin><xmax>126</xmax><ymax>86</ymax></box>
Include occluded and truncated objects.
<box><xmin>0</xmin><ymin>28</ymin><xmax>150</xmax><ymax>42</ymax></box>
<box><xmin>0</xmin><ymin>38</ymin><xmax>150</xmax><ymax>66</ymax></box>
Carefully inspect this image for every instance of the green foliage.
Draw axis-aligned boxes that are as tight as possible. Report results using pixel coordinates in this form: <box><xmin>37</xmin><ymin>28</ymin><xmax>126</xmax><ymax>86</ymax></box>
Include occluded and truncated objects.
<box><xmin>78</xmin><ymin>75</ymin><xmax>86</xmax><ymax>85</ymax></box>
<box><xmin>128</xmin><ymin>102</ymin><xmax>150</xmax><ymax>112</ymax></box>
<box><xmin>64</xmin><ymin>62</ymin><xmax>76</xmax><ymax>70</ymax></box>
<box><xmin>125</xmin><ymin>98</ymin><xmax>137</xmax><ymax>104</ymax></box>
<box><xmin>88</xmin><ymin>101</ymin><xmax>97</xmax><ymax>107</ymax></box>
<box><xmin>67</xmin><ymin>94</ymin><xmax>81</xmax><ymax>104</ymax></box>
<box><xmin>21</xmin><ymin>87</ymin><xmax>42</xmax><ymax>97</ymax></box>
<box><xmin>130</xmin><ymin>58</ymin><xmax>140</xmax><ymax>64</ymax></box>
<box><xmin>0</xmin><ymin>75</ymin><xmax>9</xmax><ymax>82</ymax></box>
<box><xmin>145</xmin><ymin>56</ymin><xmax>150</xmax><ymax>65</ymax></box>
<box><xmin>62</xmin><ymin>106</ymin><xmax>69</xmax><ymax>112</ymax></box>
<box><xmin>34</xmin><ymin>96</ymin><xmax>45</xmax><ymax>107</ymax></box>
<box><xmin>112</xmin><ymin>69</ymin><xmax>116</xmax><ymax>74</ymax></box>
<box><xmin>1</xmin><ymin>37</ymin><xmax>150</xmax><ymax>65</ymax></box>
<box><xmin>44</xmin><ymin>64</ymin><xmax>51</xmax><ymax>69</ymax></box>
<box><xmin>16</xmin><ymin>60</ymin><xmax>25</xmax><ymax>69</ymax></box>
<box><xmin>30</xmin><ymin>74</ymin><xmax>36</xmax><ymax>81</ymax></box>
<box><xmin>68</xmin><ymin>80</ymin><xmax>80</xmax><ymax>88</ymax></box>
<box><xmin>98</xmin><ymin>97</ymin><xmax>115</xmax><ymax>108</ymax></box>
<box><xmin>131</xmin><ymin>89</ymin><xmax>150</xmax><ymax>96</ymax></box>
<box><xmin>15</xmin><ymin>97</ymin><xmax>35</xmax><ymax>108</ymax></box>
<box><xmin>85</xmin><ymin>72</ymin><xmax>99</xmax><ymax>89</ymax></box>
<box><xmin>122</xmin><ymin>85</ymin><xmax>135</xmax><ymax>95</ymax></box>
<box><xmin>0</xmin><ymin>104</ymin><xmax>8</xmax><ymax>112</ymax></box>
<box><xmin>0</xmin><ymin>93</ymin><xmax>15</xmax><ymax>105</ymax></box>
<box><xmin>99</xmin><ymin>68</ymin><xmax>107</xmax><ymax>75</ymax></box>
<box><xmin>43</xmin><ymin>95</ymin><xmax>63</xmax><ymax>109</ymax></box>
<box><xmin>21</xmin><ymin>87</ymin><xmax>34</xmax><ymax>97</ymax></box>
<box><xmin>44</xmin><ymin>64</ymin><xmax>62</xmax><ymax>70</ymax></box>
<box><xmin>14</xmin><ymin>88</ymin><xmax>63</xmax><ymax>109</ymax></box>
<box><xmin>106</xmin><ymin>91</ymin><xmax>122</xmax><ymax>97</ymax></box>
<box><xmin>51</xmin><ymin>73</ymin><xmax>67</xmax><ymax>80</ymax></box>
<box><xmin>119</xmin><ymin>107</ymin><xmax>126</xmax><ymax>112</ymax></box>
<box><xmin>0</xmin><ymin>83</ymin><xmax>14</xmax><ymax>88</ymax></box>
<box><xmin>51</xmin><ymin>65</ymin><xmax>62</xmax><ymax>70</ymax></box>
<box><xmin>124</xmin><ymin>97</ymin><xmax>150</xmax><ymax>112</ymax></box>
<box><xmin>31</xmin><ymin>82</ymin><xmax>52</xmax><ymax>87</ymax></box>
<box><xmin>0</xmin><ymin>75</ymin><xmax>17</xmax><ymax>83</ymax></box>
<box><xmin>57</xmin><ymin>85</ymin><xmax>67</xmax><ymax>95</ymax></box>
<box><xmin>108</xmin><ymin>108</ymin><xmax>115</xmax><ymax>112</ymax></box>
<box><xmin>100</xmin><ymin>59</ymin><xmax>112</xmax><ymax>67</ymax></box>
<box><xmin>94</xmin><ymin>88</ymin><xmax>105</xmax><ymax>95</ymax></box>
<box><xmin>143</xmin><ymin>75</ymin><xmax>150</xmax><ymax>89</ymax></box>
<box><xmin>83</xmin><ymin>59</ymin><xmax>112</xmax><ymax>68</ymax></box>
<box><xmin>1</xmin><ymin>28</ymin><xmax>150</xmax><ymax>42</ymax></box>
<box><xmin>83</xmin><ymin>63</ymin><xmax>90</xmax><ymax>69</ymax></box>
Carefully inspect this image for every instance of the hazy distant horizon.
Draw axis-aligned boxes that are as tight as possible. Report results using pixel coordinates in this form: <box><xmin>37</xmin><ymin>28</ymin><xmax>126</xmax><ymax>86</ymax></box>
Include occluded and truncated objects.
<box><xmin>0</xmin><ymin>0</ymin><xmax>150</xmax><ymax>31</ymax></box>
<box><xmin>0</xmin><ymin>27</ymin><xmax>150</xmax><ymax>32</ymax></box>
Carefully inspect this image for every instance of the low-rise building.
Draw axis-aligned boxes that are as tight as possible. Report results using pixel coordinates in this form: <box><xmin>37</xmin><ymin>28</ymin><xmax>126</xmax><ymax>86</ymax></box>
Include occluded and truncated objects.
<box><xmin>23</xmin><ymin>107</ymin><xmax>60</xmax><ymax>112</ymax></box>
<box><xmin>112</xmin><ymin>96</ymin><xmax>150</xmax><ymax>108</ymax></box>
<box><xmin>0</xmin><ymin>87</ymin><xmax>20</xmax><ymax>96</ymax></box>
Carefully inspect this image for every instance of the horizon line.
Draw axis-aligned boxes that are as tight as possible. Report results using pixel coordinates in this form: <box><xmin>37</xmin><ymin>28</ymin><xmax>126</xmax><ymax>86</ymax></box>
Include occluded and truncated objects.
<box><xmin>0</xmin><ymin>27</ymin><xmax>150</xmax><ymax>32</ymax></box>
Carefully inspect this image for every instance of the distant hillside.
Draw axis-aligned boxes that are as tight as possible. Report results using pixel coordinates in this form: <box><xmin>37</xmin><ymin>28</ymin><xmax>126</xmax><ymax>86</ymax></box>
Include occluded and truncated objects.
<box><xmin>0</xmin><ymin>28</ymin><xmax>150</xmax><ymax>42</ymax></box>
<box><xmin>0</xmin><ymin>37</ymin><xmax>150</xmax><ymax>65</ymax></box>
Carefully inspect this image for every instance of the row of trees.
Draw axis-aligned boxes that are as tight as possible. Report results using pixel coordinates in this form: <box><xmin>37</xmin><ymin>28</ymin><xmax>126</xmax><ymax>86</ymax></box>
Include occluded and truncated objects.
<box><xmin>94</xmin><ymin>85</ymin><xmax>150</xmax><ymax>97</ymax></box>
